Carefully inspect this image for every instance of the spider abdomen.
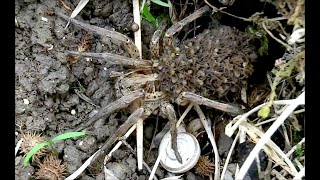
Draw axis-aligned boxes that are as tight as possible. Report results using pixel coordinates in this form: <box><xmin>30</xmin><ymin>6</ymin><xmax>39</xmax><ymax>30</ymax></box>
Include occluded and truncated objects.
<box><xmin>158</xmin><ymin>25</ymin><xmax>257</xmax><ymax>100</ymax></box>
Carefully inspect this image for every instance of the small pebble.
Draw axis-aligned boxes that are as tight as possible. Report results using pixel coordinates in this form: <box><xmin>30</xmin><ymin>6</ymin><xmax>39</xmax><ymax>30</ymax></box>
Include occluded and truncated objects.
<box><xmin>71</xmin><ymin>109</ymin><xmax>76</xmax><ymax>115</ymax></box>
<box><xmin>41</xmin><ymin>17</ymin><xmax>48</xmax><ymax>22</ymax></box>
<box><xmin>23</xmin><ymin>99</ymin><xmax>29</xmax><ymax>105</ymax></box>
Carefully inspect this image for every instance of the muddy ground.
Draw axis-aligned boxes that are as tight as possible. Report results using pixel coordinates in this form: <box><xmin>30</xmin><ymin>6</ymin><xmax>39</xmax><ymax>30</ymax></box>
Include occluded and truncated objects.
<box><xmin>15</xmin><ymin>0</ymin><xmax>304</xmax><ymax>180</ymax></box>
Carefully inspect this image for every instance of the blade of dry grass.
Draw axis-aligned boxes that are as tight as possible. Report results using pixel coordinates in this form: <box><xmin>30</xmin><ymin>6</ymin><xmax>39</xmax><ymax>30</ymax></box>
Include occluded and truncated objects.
<box><xmin>137</xmin><ymin>118</ymin><xmax>144</xmax><ymax>170</ymax></box>
<box><xmin>104</xmin><ymin>166</ymin><xmax>120</xmax><ymax>180</ymax></box>
<box><xmin>65</xmin><ymin>149</ymin><xmax>101</xmax><ymax>180</ymax></box>
<box><xmin>286</xmin><ymin>138</ymin><xmax>305</xmax><ymax>157</ymax></box>
<box><xmin>235</xmin><ymin>91</ymin><xmax>304</xmax><ymax>179</ymax></box>
<box><xmin>194</xmin><ymin>104</ymin><xmax>220</xmax><ymax>180</ymax></box>
<box><xmin>104</xmin><ymin>124</ymin><xmax>137</xmax><ymax>164</ymax></box>
<box><xmin>240</xmin><ymin>122</ymin><xmax>298</xmax><ymax>176</ymax></box>
<box><xmin>294</xmin><ymin>158</ymin><xmax>304</xmax><ymax>170</ymax></box>
<box><xmin>271</xmin><ymin>169</ymin><xmax>287</xmax><ymax>180</ymax></box>
<box><xmin>221</xmin><ymin>131</ymin><xmax>240</xmax><ymax>180</ymax></box>
<box><xmin>176</xmin><ymin>103</ymin><xmax>193</xmax><ymax>127</ymax></box>
<box><xmin>65</xmin><ymin>0</ymin><xmax>89</xmax><ymax>29</ymax></box>
<box><xmin>132</xmin><ymin>0</ymin><xmax>142</xmax><ymax>57</ymax></box>
<box><xmin>225</xmin><ymin>99</ymin><xmax>303</xmax><ymax>137</ymax></box>
<box><xmin>293</xmin><ymin>167</ymin><xmax>305</xmax><ymax>179</ymax></box>
<box><xmin>266</xmin><ymin>138</ymin><xmax>305</xmax><ymax>176</ymax></box>
<box><xmin>15</xmin><ymin>138</ymin><xmax>23</xmax><ymax>157</ymax></box>
<box><xmin>148</xmin><ymin>143</ymin><xmax>167</xmax><ymax>180</ymax></box>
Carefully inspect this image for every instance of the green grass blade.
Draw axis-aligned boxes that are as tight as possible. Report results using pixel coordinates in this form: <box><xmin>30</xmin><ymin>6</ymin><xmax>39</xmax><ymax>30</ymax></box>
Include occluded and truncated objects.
<box><xmin>51</xmin><ymin>131</ymin><xmax>86</xmax><ymax>143</ymax></box>
<box><xmin>151</xmin><ymin>0</ymin><xmax>172</xmax><ymax>8</ymax></box>
<box><xmin>23</xmin><ymin>142</ymin><xmax>50</xmax><ymax>166</ymax></box>
<box><xmin>142</xmin><ymin>4</ymin><xmax>157</xmax><ymax>24</ymax></box>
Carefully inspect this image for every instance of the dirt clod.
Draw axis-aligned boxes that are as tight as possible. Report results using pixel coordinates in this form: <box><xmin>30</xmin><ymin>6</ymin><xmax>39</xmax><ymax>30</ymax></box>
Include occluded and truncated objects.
<box><xmin>63</xmin><ymin>145</ymin><xmax>83</xmax><ymax>174</ymax></box>
<box><xmin>106</xmin><ymin>162</ymin><xmax>131</xmax><ymax>180</ymax></box>
<box><xmin>76</xmin><ymin>136</ymin><xmax>97</xmax><ymax>153</ymax></box>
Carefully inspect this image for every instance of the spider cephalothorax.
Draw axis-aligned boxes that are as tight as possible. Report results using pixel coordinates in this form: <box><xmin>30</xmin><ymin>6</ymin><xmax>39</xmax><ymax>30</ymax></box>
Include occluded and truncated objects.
<box><xmin>56</xmin><ymin>5</ymin><xmax>257</xmax><ymax>165</ymax></box>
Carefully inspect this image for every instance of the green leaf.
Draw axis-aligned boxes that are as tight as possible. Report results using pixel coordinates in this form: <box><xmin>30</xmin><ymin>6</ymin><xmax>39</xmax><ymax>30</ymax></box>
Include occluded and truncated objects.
<box><xmin>258</xmin><ymin>105</ymin><xmax>271</xmax><ymax>119</ymax></box>
<box><xmin>151</xmin><ymin>0</ymin><xmax>172</xmax><ymax>8</ymax></box>
<box><xmin>23</xmin><ymin>142</ymin><xmax>51</xmax><ymax>166</ymax></box>
<box><xmin>142</xmin><ymin>4</ymin><xmax>157</xmax><ymax>24</ymax></box>
<box><xmin>51</xmin><ymin>131</ymin><xmax>86</xmax><ymax>143</ymax></box>
<box><xmin>295</xmin><ymin>144</ymin><xmax>304</xmax><ymax>158</ymax></box>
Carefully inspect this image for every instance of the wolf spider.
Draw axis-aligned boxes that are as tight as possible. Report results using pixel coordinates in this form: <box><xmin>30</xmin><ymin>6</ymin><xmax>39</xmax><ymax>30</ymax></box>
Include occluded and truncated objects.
<box><xmin>56</xmin><ymin>5</ymin><xmax>255</xmax><ymax>164</ymax></box>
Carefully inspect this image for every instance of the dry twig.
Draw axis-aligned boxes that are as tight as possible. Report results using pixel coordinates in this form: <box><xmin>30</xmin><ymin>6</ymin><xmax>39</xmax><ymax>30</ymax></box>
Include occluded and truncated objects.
<box><xmin>235</xmin><ymin>91</ymin><xmax>304</xmax><ymax>179</ymax></box>
<box><xmin>194</xmin><ymin>104</ymin><xmax>220</xmax><ymax>180</ymax></box>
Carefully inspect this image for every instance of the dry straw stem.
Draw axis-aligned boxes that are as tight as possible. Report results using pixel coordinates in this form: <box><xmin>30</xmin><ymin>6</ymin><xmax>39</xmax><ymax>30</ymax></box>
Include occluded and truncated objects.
<box><xmin>67</xmin><ymin>109</ymin><xmax>143</xmax><ymax>179</ymax></box>
<box><xmin>194</xmin><ymin>104</ymin><xmax>220</xmax><ymax>180</ymax></box>
<box><xmin>256</xmin><ymin>154</ymin><xmax>263</xmax><ymax>179</ymax></box>
<box><xmin>104</xmin><ymin>124</ymin><xmax>137</xmax><ymax>164</ymax></box>
<box><xmin>65</xmin><ymin>0</ymin><xmax>89</xmax><ymax>29</ymax></box>
<box><xmin>15</xmin><ymin>138</ymin><xmax>23</xmax><ymax>157</ymax></box>
<box><xmin>269</xmin><ymin>137</ymin><xmax>304</xmax><ymax>178</ymax></box>
<box><xmin>271</xmin><ymin>169</ymin><xmax>287</xmax><ymax>180</ymax></box>
<box><xmin>144</xmin><ymin>161</ymin><xmax>159</xmax><ymax>180</ymax></box>
<box><xmin>104</xmin><ymin>125</ymin><xmax>159</xmax><ymax>180</ymax></box>
<box><xmin>262</xmin><ymin>21</ymin><xmax>293</xmax><ymax>51</ymax></box>
<box><xmin>148</xmin><ymin>143</ymin><xmax>167</xmax><ymax>180</ymax></box>
<box><xmin>90</xmin><ymin>107</ymin><xmax>144</xmax><ymax>164</ymax></box>
<box><xmin>65</xmin><ymin>150</ymin><xmax>101</xmax><ymax>180</ymax></box>
<box><xmin>239</xmin><ymin>122</ymin><xmax>298</xmax><ymax>176</ymax></box>
<box><xmin>239</xmin><ymin>125</ymin><xmax>247</xmax><ymax>143</ymax></box>
<box><xmin>176</xmin><ymin>103</ymin><xmax>194</xmax><ymax>127</ymax></box>
<box><xmin>235</xmin><ymin>91</ymin><xmax>304</xmax><ymax>179</ymax></box>
<box><xmin>103</xmin><ymin>124</ymin><xmax>159</xmax><ymax>179</ymax></box>
<box><xmin>132</xmin><ymin>0</ymin><xmax>142</xmax><ymax>57</ymax></box>
<box><xmin>121</xmin><ymin>138</ymin><xmax>158</xmax><ymax>180</ymax></box>
<box><xmin>220</xmin><ymin>132</ymin><xmax>240</xmax><ymax>180</ymax></box>
<box><xmin>265</xmin><ymin>160</ymin><xmax>273</xmax><ymax>179</ymax></box>
<box><xmin>294</xmin><ymin>158</ymin><xmax>304</xmax><ymax>170</ymax></box>
<box><xmin>254</xmin><ymin>108</ymin><xmax>304</xmax><ymax>126</ymax></box>
<box><xmin>137</xmin><ymin>118</ymin><xmax>144</xmax><ymax>170</ymax></box>
<box><xmin>293</xmin><ymin>167</ymin><xmax>305</xmax><ymax>179</ymax></box>
<box><xmin>225</xmin><ymin>98</ymin><xmax>303</xmax><ymax>137</ymax></box>
<box><xmin>104</xmin><ymin>167</ymin><xmax>120</xmax><ymax>180</ymax></box>
<box><xmin>280</xmin><ymin>124</ymin><xmax>291</xmax><ymax>150</ymax></box>
<box><xmin>286</xmin><ymin>138</ymin><xmax>305</xmax><ymax>157</ymax></box>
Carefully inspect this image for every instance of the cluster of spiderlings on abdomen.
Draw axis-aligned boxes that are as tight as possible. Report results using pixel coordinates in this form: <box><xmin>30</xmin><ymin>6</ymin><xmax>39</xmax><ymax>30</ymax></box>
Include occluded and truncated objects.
<box><xmin>157</xmin><ymin>26</ymin><xmax>257</xmax><ymax>100</ymax></box>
